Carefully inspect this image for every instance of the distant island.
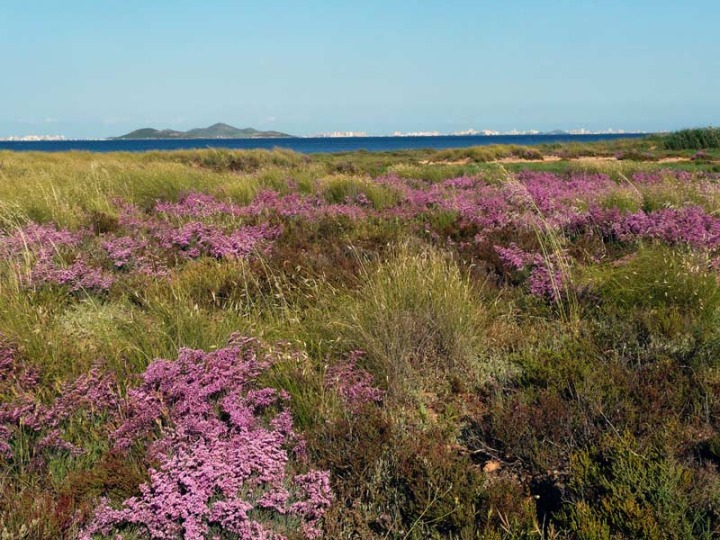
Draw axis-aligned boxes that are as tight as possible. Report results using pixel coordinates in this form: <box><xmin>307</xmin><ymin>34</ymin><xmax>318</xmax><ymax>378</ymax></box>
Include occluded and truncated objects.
<box><xmin>112</xmin><ymin>123</ymin><xmax>294</xmax><ymax>140</ymax></box>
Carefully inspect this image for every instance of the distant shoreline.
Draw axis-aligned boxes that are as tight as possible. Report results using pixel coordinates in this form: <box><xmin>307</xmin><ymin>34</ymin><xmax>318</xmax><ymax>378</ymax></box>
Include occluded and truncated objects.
<box><xmin>1</xmin><ymin>132</ymin><xmax>653</xmax><ymax>143</ymax></box>
<box><xmin>0</xmin><ymin>133</ymin><xmax>651</xmax><ymax>154</ymax></box>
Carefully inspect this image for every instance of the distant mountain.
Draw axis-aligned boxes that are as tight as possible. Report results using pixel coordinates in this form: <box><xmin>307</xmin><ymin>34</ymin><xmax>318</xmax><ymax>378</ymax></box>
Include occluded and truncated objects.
<box><xmin>113</xmin><ymin>123</ymin><xmax>293</xmax><ymax>140</ymax></box>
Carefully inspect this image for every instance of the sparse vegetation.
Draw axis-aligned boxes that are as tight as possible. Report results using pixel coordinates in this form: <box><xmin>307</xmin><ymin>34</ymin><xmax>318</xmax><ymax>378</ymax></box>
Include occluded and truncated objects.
<box><xmin>1</xmin><ymin>138</ymin><xmax>720</xmax><ymax>538</ymax></box>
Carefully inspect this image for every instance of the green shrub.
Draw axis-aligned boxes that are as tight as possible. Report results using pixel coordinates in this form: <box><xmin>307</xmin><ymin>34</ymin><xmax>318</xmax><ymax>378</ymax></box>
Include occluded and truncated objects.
<box><xmin>335</xmin><ymin>243</ymin><xmax>497</xmax><ymax>396</ymax></box>
<box><xmin>390</xmin><ymin>163</ymin><xmax>480</xmax><ymax>182</ymax></box>
<box><xmin>319</xmin><ymin>175</ymin><xmax>400</xmax><ymax>209</ymax></box>
<box><xmin>189</xmin><ymin>148</ymin><xmax>304</xmax><ymax>173</ymax></box>
<box><xmin>586</xmin><ymin>246</ymin><xmax>720</xmax><ymax>319</ymax></box>
<box><xmin>583</xmin><ymin>246</ymin><xmax>720</xmax><ymax>367</ymax></box>
<box><xmin>561</xmin><ymin>434</ymin><xmax>718</xmax><ymax>539</ymax></box>
<box><xmin>664</xmin><ymin>127</ymin><xmax>720</xmax><ymax>150</ymax></box>
<box><xmin>317</xmin><ymin>419</ymin><xmax>488</xmax><ymax>539</ymax></box>
<box><xmin>511</xmin><ymin>146</ymin><xmax>544</xmax><ymax>160</ymax></box>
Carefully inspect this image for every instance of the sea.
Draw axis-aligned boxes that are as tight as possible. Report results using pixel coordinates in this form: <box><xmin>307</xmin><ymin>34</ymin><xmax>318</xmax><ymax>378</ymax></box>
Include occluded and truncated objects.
<box><xmin>0</xmin><ymin>133</ymin><xmax>648</xmax><ymax>154</ymax></box>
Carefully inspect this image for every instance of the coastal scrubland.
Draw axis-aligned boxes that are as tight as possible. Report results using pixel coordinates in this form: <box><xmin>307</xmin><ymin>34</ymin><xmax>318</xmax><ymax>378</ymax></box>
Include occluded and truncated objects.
<box><xmin>2</xmin><ymin>132</ymin><xmax>720</xmax><ymax>539</ymax></box>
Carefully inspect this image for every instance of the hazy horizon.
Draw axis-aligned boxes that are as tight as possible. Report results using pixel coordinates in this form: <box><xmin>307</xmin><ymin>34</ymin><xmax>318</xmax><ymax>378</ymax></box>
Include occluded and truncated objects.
<box><xmin>2</xmin><ymin>1</ymin><xmax>719</xmax><ymax>139</ymax></box>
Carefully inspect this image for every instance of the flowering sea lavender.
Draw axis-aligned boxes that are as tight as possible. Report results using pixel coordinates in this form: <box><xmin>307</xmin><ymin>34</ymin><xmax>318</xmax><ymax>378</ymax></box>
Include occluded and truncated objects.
<box><xmin>494</xmin><ymin>244</ymin><xmax>566</xmax><ymax>301</ymax></box>
<box><xmin>243</xmin><ymin>190</ymin><xmax>317</xmax><ymax>219</ymax></box>
<box><xmin>102</xmin><ymin>235</ymin><xmax>148</xmax><ymax>269</ymax></box>
<box><xmin>154</xmin><ymin>191</ymin><xmax>243</xmax><ymax>218</ymax></box>
<box><xmin>589</xmin><ymin>205</ymin><xmax>720</xmax><ymax>250</ymax></box>
<box><xmin>104</xmin><ymin>195</ymin><xmax>284</xmax><ymax>270</ymax></box>
<box><xmin>153</xmin><ymin>221</ymin><xmax>282</xmax><ymax>260</ymax></box>
<box><xmin>527</xmin><ymin>262</ymin><xmax>565</xmax><ymax>301</ymax></box>
<box><xmin>0</xmin><ymin>221</ymin><xmax>116</xmax><ymax>292</ymax></box>
<box><xmin>101</xmin><ymin>234</ymin><xmax>169</xmax><ymax>276</ymax></box>
<box><xmin>324</xmin><ymin>351</ymin><xmax>383</xmax><ymax>412</ymax></box>
<box><xmin>0</xmin><ymin>222</ymin><xmax>82</xmax><ymax>258</ymax></box>
<box><xmin>29</xmin><ymin>253</ymin><xmax>115</xmax><ymax>292</ymax></box>
<box><xmin>84</xmin><ymin>338</ymin><xmax>332</xmax><ymax>540</ymax></box>
<box><xmin>239</xmin><ymin>189</ymin><xmax>371</xmax><ymax>221</ymax></box>
<box><xmin>0</xmin><ymin>341</ymin><xmax>118</xmax><ymax>462</ymax></box>
<box><xmin>495</xmin><ymin>243</ymin><xmax>534</xmax><ymax>271</ymax></box>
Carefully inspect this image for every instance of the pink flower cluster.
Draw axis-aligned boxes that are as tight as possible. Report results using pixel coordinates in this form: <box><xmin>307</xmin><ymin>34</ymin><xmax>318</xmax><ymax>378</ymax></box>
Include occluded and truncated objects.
<box><xmin>155</xmin><ymin>189</ymin><xmax>369</xmax><ymax>221</ymax></box>
<box><xmin>154</xmin><ymin>221</ymin><xmax>281</xmax><ymax>260</ymax></box>
<box><xmin>495</xmin><ymin>243</ymin><xmax>566</xmax><ymax>301</ymax></box>
<box><xmin>30</xmin><ymin>254</ymin><xmax>115</xmax><ymax>292</ymax></box>
<box><xmin>0</xmin><ymin>222</ymin><xmax>81</xmax><ymax>258</ymax></box>
<box><xmin>589</xmin><ymin>206</ymin><xmax>720</xmax><ymax>249</ymax></box>
<box><xmin>242</xmin><ymin>189</ymin><xmax>368</xmax><ymax>221</ymax></box>
<box><xmin>6</xmin><ymin>170</ymin><xmax>720</xmax><ymax>294</ymax></box>
<box><xmin>84</xmin><ymin>338</ymin><xmax>332</xmax><ymax>540</ymax></box>
<box><xmin>374</xmin><ymin>171</ymin><xmax>619</xmax><ymax>239</ymax></box>
<box><xmin>0</xmin><ymin>222</ymin><xmax>115</xmax><ymax>292</ymax></box>
<box><xmin>155</xmin><ymin>192</ymin><xmax>244</xmax><ymax>218</ymax></box>
<box><xmin>0</xmin><ymin>341</ymin><xmax>118</xmax><ymax>461</ymax></box>
<box><xmin>1</xmin><ymin>335</ymin><xmax>334</xmax><ymax>538</ymax></box>
<box><xmin>324</xmin><ymin>351</ymin><xmax>383</xmax><ymax>412</ymax></box>
<box><xmin>375</xmin><ymin>170</ymin><xmax>720</xmax><ymax>250</ymax></box>
<box><xmin>110</xmin><ymin>198</ymin><xmax>283</xmax><ymax>267</ymax></box>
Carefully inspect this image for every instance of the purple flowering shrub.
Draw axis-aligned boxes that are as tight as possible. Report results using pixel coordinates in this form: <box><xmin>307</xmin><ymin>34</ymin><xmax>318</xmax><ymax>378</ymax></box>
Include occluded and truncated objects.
<box><xmin>242</xmin><ymin>189</ymin><xmax>369</xmax><ymax>221</ymax></box>
<box><xmin>30</xmin><ymin>253</ymin><xmax>116</xmax><ymax>292</ymax></box>
<box><xmin>0</xmin><ymin>222</ymin><xmax>82</xmax><ymax>258</ymax></box>
<box><xmin>108</xmin><ymin>197</ymin><xmax>283</xmax><ymax>268</ymax></box>
<box><xmin>589</xmin><ymin>205</ymin><xmax>720</xmax><ymax>249</ymax></box>
<box><xmin>1</xmin><ymin>334</ymin><xmax>334</xmax><ymax>539</ymax></box>
<box><xmin>6</xmin><ymin>170</ymin><xmax>720</xmax><ymax>298</ymax></box>
<box><xmin>101</xmin><ymin>235</ymin><xmax>162</xmax><ymax>276</ymax></box>
<box><xmin>82</xmin><ymin>337</ymin><xmax>332</xmax><ymax>540</ymax></box>
<box><xmin>324</xmin><ymin>351</ymin><xmax>384</xmax><ymax>413</ymax></box>
<box><xmin>372</xmin><ymin>170</ymin><xmax>720</xmax><ymax>255</ymax></box>
<box><xmin>154</xmin><ymin>221</ymin><xmax>281</xmax><ymax>261</ymax></box>
<box><xmin>0</xmin><ymin>335</ymin><xmax>118</xmax><ymax>462</ymax></box>
<box><xmin>0</xmin><ymin>222</ymin><xmax>115</xmax><ymax>292</ymax></box>
<box><xmin>154</xmin><ymin>191</ymin><xmax>244</xmax><ymax>218</ymax></box>
<box><xmin>0</xmin><ymin>195</ymin><xmax>285</xmax><ymax>290</ymax></box>
<box><xmin>495</xmin><ymin>243</ymin><xmax>567</xmax><ymax>300</ymax></box>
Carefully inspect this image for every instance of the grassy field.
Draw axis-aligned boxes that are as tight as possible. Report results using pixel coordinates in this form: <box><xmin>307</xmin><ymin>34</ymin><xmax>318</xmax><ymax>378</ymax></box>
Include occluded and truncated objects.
<box><xmin>1</xmin><ymin>135</ymin><xmax>720</xmax><ymax>539</ymax></box>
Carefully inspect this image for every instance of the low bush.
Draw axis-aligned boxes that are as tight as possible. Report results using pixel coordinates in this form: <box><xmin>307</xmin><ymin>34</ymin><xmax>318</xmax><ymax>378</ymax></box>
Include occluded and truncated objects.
<box><xmin>561</xmin><ymin>434</ymin><xmax>720</xmax><ymax>540</ymax></box>
<box><xmin>664</xmin><ymin>127</ymin><xmax>720</xmax><ymax>150</ymax></box>
<box><xmin>335</xmin><ymin>243</ymin><xmax>493</xmax><ymax>397</ymax></box>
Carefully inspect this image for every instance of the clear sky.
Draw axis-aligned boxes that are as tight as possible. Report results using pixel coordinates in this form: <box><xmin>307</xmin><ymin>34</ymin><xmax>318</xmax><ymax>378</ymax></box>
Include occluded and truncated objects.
<box><xmin>2</xmin><ymin>1</ymin><xmax>719</xmax><ymax>138</ymax></box>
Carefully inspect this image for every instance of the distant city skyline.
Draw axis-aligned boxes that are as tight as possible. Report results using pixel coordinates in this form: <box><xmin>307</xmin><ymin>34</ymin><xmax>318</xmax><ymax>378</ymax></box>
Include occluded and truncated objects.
<box><xmin>0</xmin><ymin>126</ymin><xmax>646</xmax><ymax>142</ymax></box>
<box><xmin>2</xmin><ymin>1</ymin><xmax>719</xmax><ymax>139</ymax></box>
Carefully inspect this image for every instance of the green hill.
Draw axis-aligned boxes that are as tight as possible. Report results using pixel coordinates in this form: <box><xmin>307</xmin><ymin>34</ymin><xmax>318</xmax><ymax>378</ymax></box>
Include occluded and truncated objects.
<box><xmin>113</xmin><ymin>123</ymin><xmax>293</xmax><ymax>139</ymax></box>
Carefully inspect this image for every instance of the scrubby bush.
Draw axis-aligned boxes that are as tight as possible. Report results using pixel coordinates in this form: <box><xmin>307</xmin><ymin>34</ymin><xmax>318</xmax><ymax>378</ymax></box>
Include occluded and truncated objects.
<box><xmin>512</xmin><ymin>146</ymin><xmax>544</xmax><ymax>160</ymax></box>
<box><xmin>561</xmin><ymin>434</ymin><xmax>719</xmax><ymax>539</ymax></box>
<box><xmin>589</xmin><ymin>246</ymin><xmax>720</xmax><ymax>316</ymax></box>
<box><xmin>583</xmin><ymin>246</ymin><xmax>720</xmax><ymax>368</ymax></box>
<box><xmin>189</xmin><ymin>148</ymin><xmax>304</xmax><ymax>173</ymax></box>
<box><xmin>664</xmin><ymin>127</ymin><xmax>720</xmax><ymax>150</ymax></box>
<box><xmin>336</xmin><ymin>243</ymin><xmax>494</xmax><ymax>396</ymax></box>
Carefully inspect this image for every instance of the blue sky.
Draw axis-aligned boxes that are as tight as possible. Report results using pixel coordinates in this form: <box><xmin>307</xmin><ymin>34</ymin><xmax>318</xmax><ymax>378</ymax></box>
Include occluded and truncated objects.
<box><xmin>1</xmin><ymin>1</ymin><xmax>719</xmax><ymax>138</ymax></box>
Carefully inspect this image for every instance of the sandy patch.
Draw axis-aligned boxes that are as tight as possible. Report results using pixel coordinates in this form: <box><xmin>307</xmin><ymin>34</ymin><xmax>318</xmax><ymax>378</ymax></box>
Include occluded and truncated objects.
<box><xmin>494</xmin><ymin>156</ymin><xmax>562</xmax><ymax>164</ymax></box>
<box><xmin>420</xmin><ymin>155</ymin><xmax>702</xmax><ymax>166</ymax></box>
<box><xmin>419</xmin><ymin>158</ymin><xmax>471</xmax><ymax>165</ymax></box>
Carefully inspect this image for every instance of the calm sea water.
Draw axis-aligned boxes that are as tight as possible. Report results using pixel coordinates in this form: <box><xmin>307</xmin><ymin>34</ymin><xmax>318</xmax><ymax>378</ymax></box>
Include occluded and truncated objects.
<box><xmin>0</xmin><ymin>133</ymin><xmax>647</xmax><ymax>154</ymax></box>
